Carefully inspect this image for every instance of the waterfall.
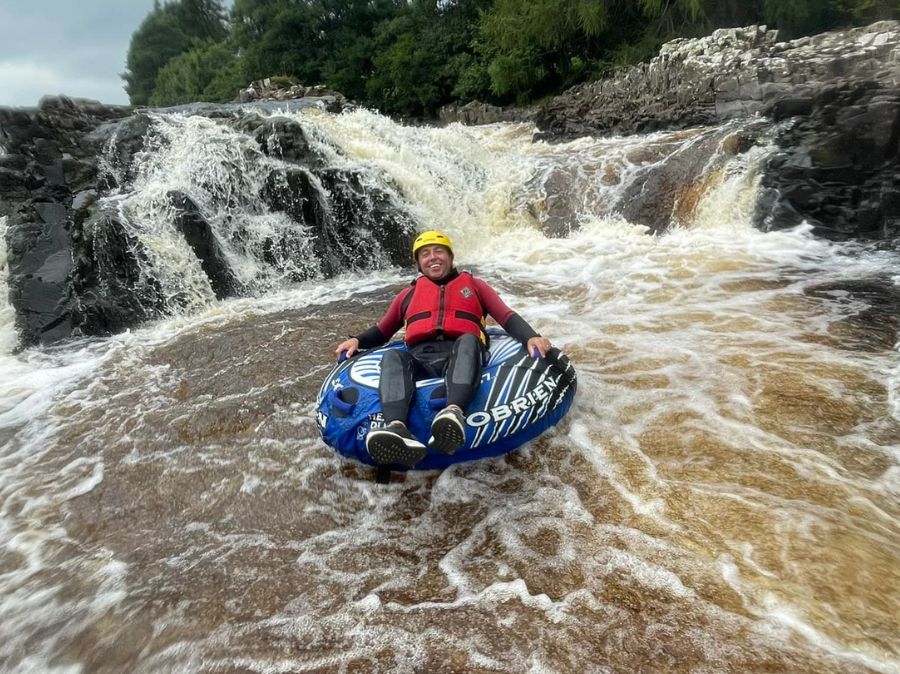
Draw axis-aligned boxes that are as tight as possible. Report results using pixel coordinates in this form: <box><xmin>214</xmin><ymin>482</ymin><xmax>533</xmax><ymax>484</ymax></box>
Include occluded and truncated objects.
<box><xmin>101</xmin><ymin>108</ymin><xmax>779</xmax><ymax>303</ymax></box>
<box><xmin>90</xmin><ymin>111</ymin><xmax>414</xmax><ymax>317</ymax></box>
<box><xmin>291</xmin><ymin>110</ymin><xmax>775</xmax><ymax>255</ymax></box>
<box><xmin>1</xmin><ymin>105</ymin><xmax>782</xmax><ymax>349</ymax></box>
<box><xmin>0</xmin><ymin>108</ymin><xmax>898</xmax><ymax>674</ymax></box>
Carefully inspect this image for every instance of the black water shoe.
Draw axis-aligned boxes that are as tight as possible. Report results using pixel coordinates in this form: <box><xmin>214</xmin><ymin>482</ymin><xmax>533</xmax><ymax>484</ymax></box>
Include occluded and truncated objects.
<box><xmin>429</xmin><ymin>406</ymin><xmax>466</xmax><ymax>455</ymax></box>
<box><xmin>366</xmin><ymin>423</ymin><xmax>427</xmax><ymax>468</ymax></box>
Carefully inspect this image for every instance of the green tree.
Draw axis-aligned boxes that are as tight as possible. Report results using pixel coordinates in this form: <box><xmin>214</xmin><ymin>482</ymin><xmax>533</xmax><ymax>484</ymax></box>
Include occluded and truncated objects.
<box><xmin>437</xmin><ymin>0</ymin><xmax>494</xmax><ymax>104</ymax></box>
<box><xmin>636</xmin><ymin>0</ymin><xmax>704</xmax><ymax>36</ymax></box>
<box><xmin>123</xmin><ymin>9</ymin><xmax>193</xmax><ymax>105</ymax></box>
<box><xmin>762</xmin><ymin>0</ymin><xmax>835</xmax><ymax>37</ymax></box>
<box><xmin>449</xmin><ymin>52</ymin><xmax>492</xmax><ymax>103</ymax></box>
<box><xmin>844</xmin><ymin>0</ymin><xmax>900</xmax><ymax>23</ymax></box>
<box><xmin>475</xmin><ymin>0</ymin><xmax>612</xmax><ymax>100</ymax></box>
<box><xmin>170</xmin><ymin>0</ymin><xmax>228</xmax><ymax>40</ymax></box>
<box><xmin>368</xmin><ymin>20</ymin><xmax>443</xmax><ymax>115</ymax></box>
<box><xmin>149</xmin><ymin>39</ymin><xmax>241</xmax><ymax>106</ymax></box>
<box><xmin>230</xmin><ymin>0</ymin><xmax>329</xmax><ymax>85</ymax></box>
<box><xmin>318</xmin><ymin>0</ymin><xmax>407</xmax><ymax>101</ymax></box>
<box><xmin>366</xmin><ymin>0</ymin><xmax>489</xmax><ymax>115</ymax></box>
<box><xmin>123</xmin><ymin>0</ymin><xmax>228</xmax><ymax>105</ymax></box>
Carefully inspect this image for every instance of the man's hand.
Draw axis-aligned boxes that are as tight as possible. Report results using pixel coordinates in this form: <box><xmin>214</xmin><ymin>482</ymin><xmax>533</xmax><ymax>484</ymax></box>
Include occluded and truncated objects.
<box><xmin>335</xmin><ymin>337</ymin><xmax>360</xmax><ymax>359</ymax></box>
<box><xmin>527</xmin><ymin>336</ymin><xmax>551</xmax><ymax>358</ymax></box>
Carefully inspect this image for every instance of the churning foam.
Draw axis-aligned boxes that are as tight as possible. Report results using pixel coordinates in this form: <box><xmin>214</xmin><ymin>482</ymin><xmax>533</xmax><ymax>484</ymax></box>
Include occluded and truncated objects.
<box><xmin>295</xmin><ymin>110</ymin><xmax>779</xmax><ymax>266</ymax></box>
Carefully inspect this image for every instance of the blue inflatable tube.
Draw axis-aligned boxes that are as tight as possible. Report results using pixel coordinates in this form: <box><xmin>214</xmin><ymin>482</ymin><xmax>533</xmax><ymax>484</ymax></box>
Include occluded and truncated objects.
<box><xmin>315</xmin><ymin>329</ymin><xmax>577</xmax><ymax>470</ymax></box>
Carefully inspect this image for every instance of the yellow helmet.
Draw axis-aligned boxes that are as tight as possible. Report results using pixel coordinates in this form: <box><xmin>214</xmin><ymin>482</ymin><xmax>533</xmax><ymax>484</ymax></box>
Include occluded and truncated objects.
<box><xmin>412</xmin><ymin>230</ymin><xmax>453</xmax><ymax>260</ymax></box>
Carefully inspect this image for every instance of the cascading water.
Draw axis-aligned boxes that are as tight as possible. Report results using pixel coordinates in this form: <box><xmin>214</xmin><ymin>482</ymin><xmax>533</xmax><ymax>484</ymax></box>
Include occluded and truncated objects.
<box><xmin>94</xmin><ymin>111</ymin><xmax>412</xmax><ymax>317</ymax></box>
<box><xmin>0</xmin><ymin>107</ymin><xmax>898</xmax><ymax>673</ymax></box>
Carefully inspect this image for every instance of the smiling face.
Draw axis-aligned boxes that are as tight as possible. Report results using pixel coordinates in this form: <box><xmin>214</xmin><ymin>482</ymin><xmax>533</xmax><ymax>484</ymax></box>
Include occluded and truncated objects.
<box><xmin>416</xmin><ymin>244</ymin><xmax>453</xmax><ymax>281</ymax></box>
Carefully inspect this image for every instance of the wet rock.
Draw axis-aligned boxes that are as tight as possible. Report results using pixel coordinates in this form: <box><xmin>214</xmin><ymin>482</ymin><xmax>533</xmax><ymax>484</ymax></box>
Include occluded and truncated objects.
<box><xmin>438</xmin><ymin>100</ymin><xmax>536</xmax><ymax>126</ymax></box>
<box><xmin>262</xmin><ymin>168</ymin><xmax>322</xmax><ymax>225</ymax></box>
<box><xmin>1</xmin><ymin>94</ymin><xmax>418</xmax><ymax>347</ymax></box>
<box><xmin>755</xmin><ymin>82</ymin><xmax>900</xmax><ymax>239</ymax></box>
<box><xmin>806</xmin><ymin>278</ymin><xmax>900</xmax><ymax>350</ymax></box>
<box><xmin>235</xmin><ymin>114</ymin><xmax>313</xmax><ymax>164</ymax></box>
<box><xmin>318</xmin><ymin>168</ymin><xmax>416</xmax><ymax>271</ymax></box>
<box><xmin>617</xmin><ymin>128</ymin><xmax>751</xmax><ymax>233</ymax></box>
<box><xmin>169</xmin><ymin>191</ymin><xmax>241</xmax><ymax>299</ymax></box>
<box><xmin>5</xmin><ymin>202</ymin><xmax>73</xmax><ymax>345</ymax></box>
<box><xmin>261</xmin><ymin>166</ymin><xmax>415</xmax><ymax>277</ymax></box>
<box><xmin>1</xmin><ymin>97</ymin><xmax>132</xmax><ymax>346</ymax></box>
<box><xmin>70</xmin><ymin>206</ymin><xmax>167</xmax><ymax>338</ymax></box>
<box><xmin>87</xmin><ymin>113</ymin><xmax>154</xmax><ymax>190</ymax></box>
<box><xmin>236</xmin><ymin>78</ymin><xmax>352</xmax><ymax>114</ymax></box>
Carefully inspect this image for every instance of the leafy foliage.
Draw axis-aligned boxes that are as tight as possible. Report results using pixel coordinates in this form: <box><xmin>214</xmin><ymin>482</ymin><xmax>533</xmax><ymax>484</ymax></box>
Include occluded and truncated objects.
<box><xmin>123</xmin><ymin>0</ymin><xmax>900</xmax><ymax>113</ymax></box>
<box><xmin>367</xmin><ymin>0</ymin><xmax>489</xmax><ymax>115</ymax></box>
<box><xmin>149</xmin><ymin>39</ymin><xmax>241</xmax><ymax>106</ymax></box>
<box><xmin>123</xmin><ymin>0</ymin><xmax>228</xmax><ymax>106</ymax></box>
<box><xmin>123</xmin><ymin>10</ymin><xmax>192</xmax><ymax>105</ymax></box>
<box><xmin>229</xmin><ymin>0</ymin><xmax>326</xmax><ymax>87</ymax></box>
<box><xmin>762</xmin><ymin>0</ymin><xmax>838</xmax><ymax>37</ymax></box>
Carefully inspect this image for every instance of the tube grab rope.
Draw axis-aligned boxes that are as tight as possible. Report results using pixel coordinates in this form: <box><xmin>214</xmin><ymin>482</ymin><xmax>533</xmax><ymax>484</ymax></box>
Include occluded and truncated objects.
<box><xmin>326</xmin><ymin>388</ymin><xmax>355</xmax><ymax>415</ymax></box>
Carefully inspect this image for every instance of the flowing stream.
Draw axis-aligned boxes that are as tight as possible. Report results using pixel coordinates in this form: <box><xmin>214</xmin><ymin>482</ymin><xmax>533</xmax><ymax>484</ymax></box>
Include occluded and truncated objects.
<box><xmin>1</xmin><ymin>109</ymin><xmax>899</xmax><ymax>673</ymax></box>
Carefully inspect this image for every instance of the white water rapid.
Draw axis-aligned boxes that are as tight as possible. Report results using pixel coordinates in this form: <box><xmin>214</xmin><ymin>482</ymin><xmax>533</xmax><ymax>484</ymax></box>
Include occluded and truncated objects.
<box><xmin>0</xmin><ymin>108</ymin><xmax>898</xmax><ymax>673</ymax></box>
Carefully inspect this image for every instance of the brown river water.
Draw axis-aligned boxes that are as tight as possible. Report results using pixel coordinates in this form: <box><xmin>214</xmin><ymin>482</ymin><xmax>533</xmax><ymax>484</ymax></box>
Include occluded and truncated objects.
<box><xmin>0</xmin><ymin>111</ymin><xmax>898</xmax><ymax>672</ymax></box>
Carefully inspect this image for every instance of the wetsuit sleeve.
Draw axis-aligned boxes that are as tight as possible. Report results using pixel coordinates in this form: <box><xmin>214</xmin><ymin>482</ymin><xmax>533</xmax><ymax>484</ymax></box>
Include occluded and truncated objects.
<box><xmin>354</xmin><ymin>287</ymin><xmax>411</xmax><ymax>349</ymax></box>
<box><xmin>472</xmin><ymin>278</ymin><xmax>541</xmax><ymax>344</ymax></box>
<box><xmin>354</xmin><ymin>325</ymin><xmax>388</xmax><ymax>349</ymax></box>
<box><xmin>503</xmin><ymin>312</ymin><xmax>540</xmax><ymax>344</ymax></box>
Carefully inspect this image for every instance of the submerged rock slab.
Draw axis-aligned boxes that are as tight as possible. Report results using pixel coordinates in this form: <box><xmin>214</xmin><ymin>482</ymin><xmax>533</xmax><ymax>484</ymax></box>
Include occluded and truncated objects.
<box><xmin>755</xmin><ymin>82</ymin><xmax>900</xmax><ymax>238</ymax></box>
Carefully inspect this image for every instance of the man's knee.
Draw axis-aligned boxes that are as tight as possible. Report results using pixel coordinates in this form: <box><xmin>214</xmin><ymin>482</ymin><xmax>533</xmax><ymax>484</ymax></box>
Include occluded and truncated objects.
<box><xmin>453</xmin><ymin>332</ymin><xmax>480</xmax><ymax>357</ymax></box>
<box><xmin>449</xmin><ymin>333</ymin><xmax>482</xmax><ymax>385</ymax></box>
<box><xmin>381</xmin><ymin>348</ymin><xmax>405</xmax><ymax>373</ymax></box>
<box><xmin>380</xmin><ymin>349</ymin><xmax>413</xmax><ymax>403</ymax></box>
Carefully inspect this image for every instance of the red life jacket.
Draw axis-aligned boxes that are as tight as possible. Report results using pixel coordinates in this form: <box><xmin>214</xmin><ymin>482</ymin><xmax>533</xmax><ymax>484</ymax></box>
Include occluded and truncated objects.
<box><xmin>403</xmin><ymin>271</ymin><xmax>486</xmax><ymax>346</ymax></box>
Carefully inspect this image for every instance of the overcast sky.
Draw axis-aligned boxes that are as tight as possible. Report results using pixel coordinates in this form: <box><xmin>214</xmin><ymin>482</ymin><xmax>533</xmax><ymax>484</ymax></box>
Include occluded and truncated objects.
<box><xmin>0</xmin><ymin>0</ymin><xmax>164</xmax><ymax>107</ymax></box>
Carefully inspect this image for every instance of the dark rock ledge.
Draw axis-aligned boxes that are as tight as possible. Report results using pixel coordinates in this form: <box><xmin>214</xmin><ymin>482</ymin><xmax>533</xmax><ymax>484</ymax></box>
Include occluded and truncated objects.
<box><xmin>1</xmin><ymin>96</ymin><xmax>414</xmax><ymax>348</ymax></box>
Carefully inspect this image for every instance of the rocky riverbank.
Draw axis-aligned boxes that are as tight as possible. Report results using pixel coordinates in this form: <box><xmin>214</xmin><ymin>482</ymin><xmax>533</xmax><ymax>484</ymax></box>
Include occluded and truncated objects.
<box><xmin>536</xmin><ymin>22</ymin><xmax>900</xmax><ymax>240</ymax></box>
<box><xmin>533</xmin><ymin>22</ymin><xmax>899</xmax><ymax>139</ymax></box>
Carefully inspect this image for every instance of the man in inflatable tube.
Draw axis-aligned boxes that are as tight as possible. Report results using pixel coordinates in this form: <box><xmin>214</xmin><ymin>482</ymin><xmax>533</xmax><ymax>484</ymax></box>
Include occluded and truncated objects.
<box><xmin>335</xmin><ymin>230</ymin><xmax>552</xmax><ymax>468</ymax></box>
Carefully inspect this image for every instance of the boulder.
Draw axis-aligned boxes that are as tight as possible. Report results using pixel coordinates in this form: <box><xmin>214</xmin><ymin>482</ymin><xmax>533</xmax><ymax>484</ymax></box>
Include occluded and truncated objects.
<box><xmin>69</xmin><ymin>205</ymin><xmax>167</xmax><ymax>338</ymax></box>
<box><xmin>438</xmin><ymin>101</ymin><xmax>536</xmax><ymax>126</ymax></box>
<box><xmin>755</xmin><ymin>82</ymin><xmax>900</xmax><ymax>239</ymax></box>
<box><xmin>1</xmin><ymin>97</ymin><xmax>132</xmax><ymax>346</ymax></box>
<box><xmin>236</xmin><ymin>78</ymin><xmax>351</xmax><ymax>113</ymax></box>
<box><xmin>169</xmin><ymin>191</ymin><xmax>242</xmax><ymax>298</ymax></box>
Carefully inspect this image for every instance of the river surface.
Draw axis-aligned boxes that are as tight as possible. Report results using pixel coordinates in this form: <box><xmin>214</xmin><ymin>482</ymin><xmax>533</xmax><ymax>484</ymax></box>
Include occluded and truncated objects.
<box><xmin>1</xmin><ymin>110</ymin><xmax>899</xmax><ymax>673</ymax></box>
